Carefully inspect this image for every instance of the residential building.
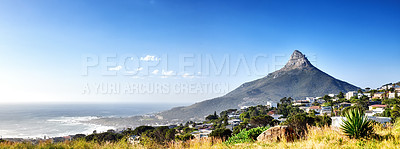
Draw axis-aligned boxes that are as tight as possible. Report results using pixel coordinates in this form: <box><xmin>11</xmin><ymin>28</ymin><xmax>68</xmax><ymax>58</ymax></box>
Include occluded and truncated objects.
<box><xmin>373</xmin><ymin>92</ymin><xmax>385</xmax><ymax>99</ymax></box>
<box><xmin>363</xmin><ymin>93</ymin><xmax>371</xmax><ymax>98</ymax></box>
<box><xmin>240</xmin><ymin>106</ymin><xmax>249</xmax><ymax>110</ymax></box>
<box><xmin>380</xmin><ymin>84</ymin><xmax>394</xmax><ymax>90</ymax></box>
<box><xmin>321</xmin><ymin>106</ymin><xmax>332</xmax><ymax>115</ymax></box>
<box><xmin>328</xmin><ymin>94</ymin><xmax>336</xmax><ymax>98</ymax></box>
<box><xmin>316</xmin><ymin>99</ymin><xmax>326</xmax><ymax>104</ymax></box>
<box><xmin>306</xmin><ymin>97</ymin><xmax>315</xmax><ymax>103</ymax></box>
<box><xmin>228</xmin><ymin>119</ymin><xmax>241</xmax><ymax>125</ymax></box>
<box><xmin>365</xmin><ymin>111</ymin><xmax>375</xmax><ymax>117</ymax></box>
<box><xmin>168</xmin><ymin>125</ymin><xmax>178</xmax><ymax>129</ymax></box>
<box><xmin>266</xmin><ymin>101</ymin><xmax>277</xmax><ymax>108</ymax></box>
<box><xmin>388</xmin><ymin>93</ymin><xmax>398</xmax><ymax>99</ymax></box>
<box><xmin>228</xmin><ymin>114</ymin><xmax>240</xmax><ymax>119</ymax></box>
<box><xmin>346</xmin><ymin>91</ymin><xmax>357</xmax><ymax>100</ymax></box>
<box><xmin>266</xmin><ymin>111</ymin><xmax>283</xmax><ymax>120</ymax></box>
<box><xmin>271</xmin><ymin>114</ymin><xmax>283</xmax><ymax>120</ymax></box>
<box><xmin>298</xmin><ymin>106</ymin><xmax>309</xmax><ymax>111</ymax></box>
<box><xmin>292</xmin><ymin>100</ymin><xmax>311</xmax><ymax>107</ymax></box>
<box><xmin>367</xmin><ymin>104</ymin><xmax>387</xmax><ymax>116</ymax></box>
<box><xmin>339</xmin><ymin>102</ymin><xmax>352</xmax><ymax>109</ymax></box>
<box><xmin>369</xmin><ymin>100</ymin><xmax>382</xmax><ymax>105</ymax></box>
<box><xmin>369</xmin><ymin>105</ymin><xmax>387</xmax><ymax>111</ymax></box>
<box><xmin>267</xmin><ymin>110</ymin><xmax>276</xmax><ymax>115</ymax></box>
<box><xmin>395</xmin><ymin>85</ymin><xmax>400</xmax><ymax>92</ymax></box>
<box><xmin>307</xmin><ymin>106</ymin><xmax>321</xmax><ymax>113</ymax></box>
<box><xmin>357</xmin><ymin>93</ymin><xmax>364</xmax><ymax>99</ymax></box>
<box><xmin>191</xmin><ymin>129</ymin><xmax>213</xmax><ymax>139</ymax></box>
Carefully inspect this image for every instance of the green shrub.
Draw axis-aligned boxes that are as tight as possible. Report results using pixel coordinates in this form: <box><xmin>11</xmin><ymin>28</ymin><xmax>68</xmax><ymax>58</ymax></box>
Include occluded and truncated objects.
<box><xmin>341</xmin><ymin>109</ymin><xmax>374</xmax><ymax>139</ymax></box>
<box><xmin>226</xmin><ymin>126</ymin><xmax>269</xmax><ymax>145</ymax></box>
<box><xmin>175</xmin><ymin>133</ymin><xmax>195</xmax><ymax>141</ymax></box>
<box><xmin>209</xmin><ymin>128</ymin><xmax>232</xmax><ymax>140</ymax></box>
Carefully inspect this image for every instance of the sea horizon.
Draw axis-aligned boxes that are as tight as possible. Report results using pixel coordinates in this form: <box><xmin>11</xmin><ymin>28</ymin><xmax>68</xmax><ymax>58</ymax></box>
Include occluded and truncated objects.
<box><xmin>0</xmin><ymin>102</ymin><xmax>189</xmax><ymax>139</ymax></box>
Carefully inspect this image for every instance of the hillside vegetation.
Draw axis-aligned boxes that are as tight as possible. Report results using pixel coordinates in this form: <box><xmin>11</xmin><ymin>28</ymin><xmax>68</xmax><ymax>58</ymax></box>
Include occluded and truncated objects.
<box><xmin>2</xmin><ymin>123</ymin><xmax>400</xmax><ymax>149</ymax></box>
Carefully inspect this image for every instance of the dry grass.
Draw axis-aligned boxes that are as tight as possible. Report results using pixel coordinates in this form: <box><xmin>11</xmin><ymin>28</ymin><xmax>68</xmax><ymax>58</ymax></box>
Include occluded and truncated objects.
<box><xmin>2</xmin><ymin>124</ymin><xmax>400</xmax><ymax>149</ymax></box>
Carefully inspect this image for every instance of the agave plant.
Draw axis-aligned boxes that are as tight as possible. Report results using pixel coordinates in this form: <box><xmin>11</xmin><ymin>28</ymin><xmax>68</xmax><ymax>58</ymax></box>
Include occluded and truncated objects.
<box><xmin>340</xmin><ymin>109</ymin><xmax>373</xmax><ymax>139</ymax></box>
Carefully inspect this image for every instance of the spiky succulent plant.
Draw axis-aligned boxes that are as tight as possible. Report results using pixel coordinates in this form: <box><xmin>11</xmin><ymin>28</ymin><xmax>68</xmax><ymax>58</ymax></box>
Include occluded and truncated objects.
<box><xmin>340</xmin><ymin>109</ymin><xmax>373</xmax><ymax>139</ymax></box>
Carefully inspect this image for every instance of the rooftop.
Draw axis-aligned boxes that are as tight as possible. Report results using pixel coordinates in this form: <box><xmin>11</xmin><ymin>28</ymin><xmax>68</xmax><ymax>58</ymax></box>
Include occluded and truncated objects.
<box><xmin>370</xmin><ymin>105</ymin><xmax>387</xmax><ymax>108</ymax></box>
<box><xmin>309</xmin><ymin>106</ymin><xmax>321</xmax><ymax>110</ymax></box>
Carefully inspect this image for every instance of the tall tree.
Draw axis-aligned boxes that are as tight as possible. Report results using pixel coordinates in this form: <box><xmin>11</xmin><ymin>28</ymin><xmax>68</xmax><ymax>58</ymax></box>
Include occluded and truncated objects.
<box><xmin>249</xmin><ymin>115</ymin><xmax>275</xmax><ymax>127</ymax></box>
<box><xmin>337</xmin><ymin>92</ymin><xmax>345</xmax><ymax>98</ymax></box>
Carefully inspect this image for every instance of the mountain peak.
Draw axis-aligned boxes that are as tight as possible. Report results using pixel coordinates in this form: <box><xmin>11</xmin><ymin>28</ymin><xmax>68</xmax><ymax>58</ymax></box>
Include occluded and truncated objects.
<box><xmin>159</xmin><ymin>49</ymin><xmax>360</xmax><ymax>121</ymax></box>
<box><xmin>282</xmin><ymin>50</ymin><xmax>313</xmax><ymax>70</ymax></box>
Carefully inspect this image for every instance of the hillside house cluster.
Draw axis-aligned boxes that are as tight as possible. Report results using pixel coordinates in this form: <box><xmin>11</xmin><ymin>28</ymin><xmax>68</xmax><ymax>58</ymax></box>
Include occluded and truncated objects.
<box><xmin>163</xmin><ymin>83</ymin><xmax>398</xmax><ymax>139</ymax></box>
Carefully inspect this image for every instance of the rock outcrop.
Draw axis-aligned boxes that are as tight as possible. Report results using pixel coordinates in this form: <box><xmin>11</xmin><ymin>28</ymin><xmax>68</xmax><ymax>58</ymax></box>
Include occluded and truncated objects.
<box><xmin>257</xmin><ymin>125</ymin><xmax>296</xmax><ymax>142</ymax></box>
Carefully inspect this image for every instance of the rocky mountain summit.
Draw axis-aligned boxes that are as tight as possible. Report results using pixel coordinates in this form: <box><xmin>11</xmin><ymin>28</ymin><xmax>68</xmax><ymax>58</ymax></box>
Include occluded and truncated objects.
<box><xmin>281</xmin><ymin>50</ymin><xmax>313</xmax><ymax>71</ymax></box>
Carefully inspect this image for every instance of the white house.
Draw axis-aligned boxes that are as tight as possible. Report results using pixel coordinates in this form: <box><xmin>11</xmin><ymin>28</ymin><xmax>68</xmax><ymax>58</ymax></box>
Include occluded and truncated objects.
<box><xmin>292</xmin><ymin>100</ymin><xmax>311</xmax><ymax>107</ymax></box>
<box><xmin>373</xmin><ymin>92</ymin><xmax>385</xmax><ymax>99</ymax></box>
<box><xmin>380</xmin><ymin>84</ymin><xmax>394</xmax><ymax>90</ymax></box>
<box><xmin>395</xmin><ymin>85</ymin><xmax>400</xmax><ymax>92</ymax></box>
<box><xmin>240</xmin><ymin>106</ymin><xmax>249</xmax><ymax>110</ymax></box>
<box><xmin>306</xmin><ymin>97</ymin><xmax>315</xmax><ymax>103</ymax></box>
<box><xmin>321</xmin><ymin>106</ymin><xmax>332</xmax><ymax>115</ymax></box>
<box><xmin>346</xmin><ymin>91</ymin><xmax>357</xmax><ymax>100</ymax></box>
<box><xmin>388</xmin><ymin>93</ymin><xmax>398</xmax><ymax>99</ymax></box>
<box><xmin>191</xmin><ymin>129</ymin><xmax>213</xmax><ymax>139</ymax></box>
<box><xmin>328</xmin><ymin>94</ymin><xmax>336</xmax><ymax>98</ymax></box>
<box><xmin>266</xmin><ymin>101</ymin><xmax>277</xmax><ymax>108</ymax></box>
<box><xmin>363</xmin><ymin>93</ymin><xmax>371</xmax><ymax>98</ymax></box>
<box><xmin>270</xmin><ymin>114</ymin><xmax>283</xmax><ymax>120</ymax></box>
<box><xmin>298</xmin><ymin>106</ymin><xmax>309</xmax><ymax>111</ymax></box>
<box><xmin>365</xmin><ymin>111</ymin><xmax>375</xmax><ymax>117</ymax></box>
<box><xmin>339</xmin><ymin>102</ymin><xmax>353</xmax><ymax>108</ymax></box>
<box><xmin>228</xmin><ymin>114</ymin><xmax>241</xmax><ymax>119</ymax></box>
<box><xmin>369</xmin><ymin>105</ymin><xmax>387</xmax><ymax>114</ymax></box>
<box><xmin>316</xmin><ymin>99</ymin><xmax>326</xmax><ymax>104</ymax></box>
<box><xmin>228</xmin><ymin>119</ymin><xmax>241</xmax><ymax>125</ymax></box>
<box><xmin>357</xmin><ymin>93</ymin><xmax>365</xmax><ymax>99</ymax></box>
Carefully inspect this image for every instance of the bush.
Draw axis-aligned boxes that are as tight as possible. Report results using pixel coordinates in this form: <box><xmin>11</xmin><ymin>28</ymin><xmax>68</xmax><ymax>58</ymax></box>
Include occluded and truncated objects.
<box><xmin>85</xmin><ymin>131</ymin><xmax>124</xmax><ymax>143</ymax></box>
<box><xmin>226</xmin><ymin>126</ymin><xmax>269</xmax><ymax>144</ymax></box>
<box><xmin>341</xmin><ymin>109</ymin><xmax>374</xmax><ymax>139</ymax></box>
<box><xmin>314</xmin><ymin>114</ymin><xmax>332</xmax><ymax>127</ymax></box>
<box><xmin>232</xmin><ymin>121</ymin><xmax>249</xmax><ymax>134</ymax></box>
<box><xmin>132</xmin><ymin>126</ymin><xmax>155</xmax><ymax>136</ymax></box>
<box><xmin>284</xmin><ymin>113</ymin><xmax>314</xmax><ymax>137</ymax></box>
<box><xmin>209</xmin><ymin>128</ymin><xmax>232</xmax><ymax>140</ymax></box>
<box><xmin>175</xmin><ymin>133</ymin><xmax>195</xmax><ymax>141</ymax></box>
<box><xmin>142</xmin><ymin>126</ymin><xmax>173</xmax><ymax>143</ymax></box>
<box><xmin>249</xmin><ymin>115</ymin><xmax>276</xmax><ymax>127</ymax></box>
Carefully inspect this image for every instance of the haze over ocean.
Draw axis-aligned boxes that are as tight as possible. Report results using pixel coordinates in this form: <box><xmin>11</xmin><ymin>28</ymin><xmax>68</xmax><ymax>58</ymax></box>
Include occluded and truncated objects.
<box><xmin>0</xmin><ymin>103</ymin><xmax>180</xmax><ymax>138</ymax></box>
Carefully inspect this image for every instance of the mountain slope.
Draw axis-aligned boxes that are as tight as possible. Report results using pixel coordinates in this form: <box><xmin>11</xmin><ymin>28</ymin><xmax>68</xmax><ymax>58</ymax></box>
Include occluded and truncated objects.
<box><xmin>159</xmin><ymin>50</ymin><xmax>359</xmax><ymax>121</ymax></box>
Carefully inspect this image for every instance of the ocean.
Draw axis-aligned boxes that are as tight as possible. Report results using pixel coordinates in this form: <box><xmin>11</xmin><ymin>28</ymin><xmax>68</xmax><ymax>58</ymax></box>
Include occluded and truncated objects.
<box><xmin>0</xmin><ymin>103</ymin><xmax>181</xmax><ymax>139</ymax></box>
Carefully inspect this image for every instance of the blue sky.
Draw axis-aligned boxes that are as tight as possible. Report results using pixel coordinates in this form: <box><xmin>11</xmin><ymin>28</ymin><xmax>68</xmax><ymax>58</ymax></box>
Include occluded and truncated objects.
<box><xmin>0</xmin><ymin>0</ymin><xmax>399</xmax><ymax>103</ymax></box>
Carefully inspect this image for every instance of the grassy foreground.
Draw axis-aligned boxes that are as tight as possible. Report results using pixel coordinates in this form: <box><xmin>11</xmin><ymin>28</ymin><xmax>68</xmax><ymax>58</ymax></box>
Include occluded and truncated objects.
<box><xmin>2</xmin><ymin>124</ymin><xmax>400</xmax><ymax>149</ymax></box>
